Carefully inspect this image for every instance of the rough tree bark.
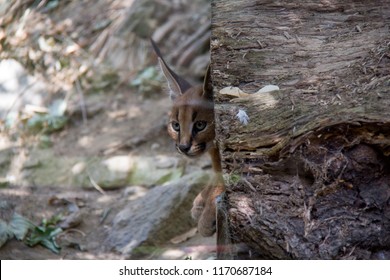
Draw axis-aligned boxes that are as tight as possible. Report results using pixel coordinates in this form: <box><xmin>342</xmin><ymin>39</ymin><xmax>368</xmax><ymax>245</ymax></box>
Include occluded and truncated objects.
<box><xmin>212</xmin><ymin>0</ymin><xmax>390</xmax><ymax>259</ymax></box>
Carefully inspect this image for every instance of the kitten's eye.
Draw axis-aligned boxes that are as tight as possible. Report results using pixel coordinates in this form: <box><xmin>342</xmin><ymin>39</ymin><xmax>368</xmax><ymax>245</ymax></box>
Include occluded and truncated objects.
<box><xmin>171</xmin><ymin>121</ymin><xmax>180</xmax><ymax>132</ymax></box>
<box><xmin>194</xmin><ymin>121</ymin><xmax>207</xmax><ymax>131</ymax></box>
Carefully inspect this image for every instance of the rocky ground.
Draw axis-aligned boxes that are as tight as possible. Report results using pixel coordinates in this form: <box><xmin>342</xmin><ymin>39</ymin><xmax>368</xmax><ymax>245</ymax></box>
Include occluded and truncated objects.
<box><xmin>0</xmin><ymin>58</ymin><xmax>216</xmax><ymax>260</ymax></box>
<box><xmin>0</xmin><ymin>0</ymin><xmax>215</xmax><ymax>260</ymax></box>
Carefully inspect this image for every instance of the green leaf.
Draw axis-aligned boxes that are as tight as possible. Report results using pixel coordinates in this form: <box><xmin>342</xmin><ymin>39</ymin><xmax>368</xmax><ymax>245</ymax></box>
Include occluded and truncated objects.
<box><xmin>26</xmin><ymin>226</ymin><xmax>62</xmax><ymax>254</ymax></box>
<box><xmin>131</xmin><ymin>67</ymin><xmax>159</xmax><ymax>86</ymax></box>
<box><xmin>39</xmin><ymin>237</ymin><xmax>61</xmax><ymax>254</ymax></box>
<box><xmin>26</xmin><ymin>114</ymin><xmax>46</xmax><ymax>132</ymax></box>
<box><xmin>43</xmin><ymin>0</ymin><xmax>60</xmax><ymax>12</ymax></box>
<box><xmin>46</xmin><ymin>115</ymin><xmax>67</xmax><ymax>132</ymax></box>
<box><xmin>26</xmin><ymin>99</ymin><xmax>68</xmax><ymax>134</ymax></box>
<box><xmin>2</xmin><ymin>213</ymin><xmax>63</xmax><ymax>254</ymax></box>
<box><xmin>45</xmin><ymin>214</ymin><xmax>63</xmax><ymax>227</ymax></box>
<box><xmin>8</xmin><ymin>213</ymin><xmax>35</xmax><ymax>240</ymax></box>
<box><xmin>130</xmin><ymin>67</ymin><xmax>162</xmax><ymax>96</ymax></box>
<box><xmin>0</xmin><ymin>220</ymin><xmax>12</xmax><ymax>248</ymax></box>
<box><xmin>48</xmin><ymin>99</ymin><xmax>67</xmax><ymax>117</ymax></box>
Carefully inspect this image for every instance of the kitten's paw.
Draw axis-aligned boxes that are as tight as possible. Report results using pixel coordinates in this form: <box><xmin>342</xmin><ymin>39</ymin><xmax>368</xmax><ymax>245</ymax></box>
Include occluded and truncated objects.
<box><xmin>191</xmin><ymin>192</ymin><xmax>205</xmax><ymax>221</ymax></box>
<box><xmin>193</xmin><ymin>183</ymin><xmax>225</xmax><ymax>237</ymax></box>
<box><xmin>197</xmin><ymin>202</ymin><xmax>217</xmax><ymax>237</ymax></box>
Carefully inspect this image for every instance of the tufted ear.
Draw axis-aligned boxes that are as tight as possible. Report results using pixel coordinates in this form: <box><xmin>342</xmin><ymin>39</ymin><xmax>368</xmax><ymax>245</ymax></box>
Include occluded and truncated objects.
<box><xmin>202</xmin><ymin>64</ymin><xmax>213</xmax><ymax>100</ymax></box>
<box><xmin>150</xmin><ymin>39</ymin><xmax>192</xmax><ymax>100</ymax></box>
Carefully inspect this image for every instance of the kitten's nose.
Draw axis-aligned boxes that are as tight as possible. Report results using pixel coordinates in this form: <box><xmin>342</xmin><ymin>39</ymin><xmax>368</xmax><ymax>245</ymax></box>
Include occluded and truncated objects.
<box><xmin>178</xmin><ymin>143</ymin><xmax>191</xmax><ymax>153</ymax></box>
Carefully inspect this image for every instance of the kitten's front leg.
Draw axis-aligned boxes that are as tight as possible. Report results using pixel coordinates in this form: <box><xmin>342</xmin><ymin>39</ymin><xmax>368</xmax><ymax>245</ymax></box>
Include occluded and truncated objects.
<box><xmin>191</xmin><ymin>177</ymin><xmax>225</xmax><ymax>236</ymax></box>
<box><xmin>191</xmin><ymin>190</ymin><xmax>206</xmax><ymax>221</ymax></box>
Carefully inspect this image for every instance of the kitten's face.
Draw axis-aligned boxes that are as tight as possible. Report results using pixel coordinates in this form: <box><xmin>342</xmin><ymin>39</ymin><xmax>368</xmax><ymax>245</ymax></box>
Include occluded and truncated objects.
<box><xmin>150</xmin><ymin>39</ymin><xmax>214</xmax><ymax>157</ymax></box>
<box><xmin>167</xmin><ymin>85</ymin><xmax>215</xmax><ymax>157</ymax></box>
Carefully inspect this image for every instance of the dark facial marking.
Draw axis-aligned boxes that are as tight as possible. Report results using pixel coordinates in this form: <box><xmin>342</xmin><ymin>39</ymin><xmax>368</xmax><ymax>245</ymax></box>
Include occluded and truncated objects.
<box><xmin>192</xmin><ymin>111</ymin><xmax>198</xmax><ymax>122</ymax></box>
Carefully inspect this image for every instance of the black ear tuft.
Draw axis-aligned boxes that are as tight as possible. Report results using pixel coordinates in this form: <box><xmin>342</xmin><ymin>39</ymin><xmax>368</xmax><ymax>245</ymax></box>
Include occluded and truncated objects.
<box><xmin>202</xmin><ymin>64</ymin><xmax>213</xmax><ymax>100</ymax></box>
<box><xmin>150</xmin><ymin>39</ymin><xmax>192</xmax><ymax>100</ymax></box>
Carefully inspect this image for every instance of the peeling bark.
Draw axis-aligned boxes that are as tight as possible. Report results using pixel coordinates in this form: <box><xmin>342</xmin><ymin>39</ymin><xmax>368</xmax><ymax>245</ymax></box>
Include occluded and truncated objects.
<box><xmin>212</xmin><ymin>0</ymin><xmax>390</xmax><ymax>259</ymax></box>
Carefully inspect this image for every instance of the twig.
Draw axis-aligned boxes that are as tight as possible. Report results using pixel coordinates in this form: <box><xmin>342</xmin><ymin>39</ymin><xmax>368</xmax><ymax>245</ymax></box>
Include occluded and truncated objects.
<box><xmin>99</xmin><ymin>208</ymin><xmax>111</xmax><ymax>224</ymax></box>
<box><xmin>58</xmin><ymin>228</ymin><xmax>87</xmax><ymax>237</ymax></box>
<box><xmin>88</xmin><ymin>173</ymin><xmax>106</xmax><ymax>196</ymax></box>
<box><xmin>241</xmin><ymin>178</ymin><xmax>256</xmax><ymax>192</ymax></box>
<box><xmin>256</xmin><ymin>40</ymin><xmax>265</xmax><ymax>49</ymax></box>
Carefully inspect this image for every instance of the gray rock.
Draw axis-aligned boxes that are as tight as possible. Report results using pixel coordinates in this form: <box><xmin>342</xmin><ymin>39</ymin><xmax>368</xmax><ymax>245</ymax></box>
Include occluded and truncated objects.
<box><xmin>122</xmin><ymin>186</ymin><xmax>148</xmax><ymax>201</ymax></box>
<box><xmin>73</xmin><ymin>155</ymin><xmax>184</xmax><ymax>189</ymax></box>
<box><xmin>107</xmin><ymin>171</ymin><xmax>210</xmax><ymax>257</ymax></box>
<box><xmin>91</xmin><ymin>155</ymin><xmax>135</xmax><ymax>188</ymax></box>
<box><xmin>0</xmin><ymin>59</ymin><xmax>47</xmax><ymax>120</ymax></box>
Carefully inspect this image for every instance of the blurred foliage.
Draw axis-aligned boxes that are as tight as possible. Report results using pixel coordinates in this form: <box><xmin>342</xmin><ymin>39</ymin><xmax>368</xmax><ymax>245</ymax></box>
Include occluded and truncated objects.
<box><xmin>4</xmin><ymin>99</ymin><xmax>68</xmax><ymax>143</ymax></box>
<box><xmin>26</xmin><ymin>99</ymin><xmax>68</xmax><ymax>134</ymax></box>
<box><xmin>223</xmin><ymin>172</ymin><xmax>241</xmax><ymax>186</ymax></box>
<box><xmin>0</xmin><ymin>212</ymin><xmax>63</xmax><ymax>254</ymax></box>
<box><xmin>130</xmin><ymin>66</ymin><xmax>163</xmax><ymax>96</ymax></box>
<box><xmin>26</xmin><ymin>215</ymin><xmax>63</xmax><ymax>254</ymax></box>
<box><xmin>0</xmin><ymin>0</ymin><xmax>120</xmax><ymax>98</ymax></box>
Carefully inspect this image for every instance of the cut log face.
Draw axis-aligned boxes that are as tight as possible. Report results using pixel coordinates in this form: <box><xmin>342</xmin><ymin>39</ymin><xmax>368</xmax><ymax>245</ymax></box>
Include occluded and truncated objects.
<box><xmin>212</xmin><ymin>0</ymin><xmax>390</xmax><ymax>259</ymax></box>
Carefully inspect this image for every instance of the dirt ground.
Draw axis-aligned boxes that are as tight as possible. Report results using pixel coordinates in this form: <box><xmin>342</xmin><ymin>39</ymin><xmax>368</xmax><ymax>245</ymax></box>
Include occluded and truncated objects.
<box><xmin>0</xmin><ymin>86</ymin><xmax>216</xmax><ymax>260</ymax></box>
<box><xmin>0</xmin><ymin>0</ymin><xmax>215</xmax><ymax>260</ymax></box>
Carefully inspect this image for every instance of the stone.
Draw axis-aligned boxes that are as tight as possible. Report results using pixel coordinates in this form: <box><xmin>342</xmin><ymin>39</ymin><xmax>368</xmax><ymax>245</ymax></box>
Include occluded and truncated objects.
<box><xmin>75</xmin><ymin>155</ymin><xmax>184</xmax><ymax>189</ymax></box>
<box><xmin>0</xmin><ymin>59</ymin><xmax>47</xmax><ymax>120</ymax></box>
<box><xmin>107</xmin><ymin>171</ymin><xmax>211</xmax><ymax>257</ymax></box>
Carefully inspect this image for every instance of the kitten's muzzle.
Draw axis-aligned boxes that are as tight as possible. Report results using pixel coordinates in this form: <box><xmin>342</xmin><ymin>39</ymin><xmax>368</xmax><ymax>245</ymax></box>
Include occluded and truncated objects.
<box><xmin>178</xmin><ymin>143</ymin><xmax>191</xmax><ymax>154</ymax></box>
<box><xmin>177</xmin><ymin>143</ymin><xmax>206</xmax><ymax>157</ymax></box>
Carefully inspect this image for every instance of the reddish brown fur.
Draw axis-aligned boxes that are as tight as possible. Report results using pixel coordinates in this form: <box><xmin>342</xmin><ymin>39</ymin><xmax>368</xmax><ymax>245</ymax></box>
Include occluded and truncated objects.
<box><xmin>151</xmin><ymin>39</ymin><xmax>224</xmax><ymax>236</ymax></box>
<box><xmin>168</xmin><ymin>85</ymin><xmax>216</xmax><ymax>158</ymax></box>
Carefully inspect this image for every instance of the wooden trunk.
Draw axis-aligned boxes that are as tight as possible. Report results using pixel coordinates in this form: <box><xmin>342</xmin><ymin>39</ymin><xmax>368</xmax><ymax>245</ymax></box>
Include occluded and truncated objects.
<box><xmin>212</xmin><ymin>0</ymin><xmax>390</xmax><ymax>259</ymax></box>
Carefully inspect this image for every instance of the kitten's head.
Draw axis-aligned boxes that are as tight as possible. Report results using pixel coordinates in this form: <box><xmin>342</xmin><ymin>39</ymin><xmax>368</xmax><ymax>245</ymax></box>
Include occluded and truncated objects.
<box><xmin>151</xmin><ymin>39</ymin><xmax>214</xmax><ymax>157</ymax></box>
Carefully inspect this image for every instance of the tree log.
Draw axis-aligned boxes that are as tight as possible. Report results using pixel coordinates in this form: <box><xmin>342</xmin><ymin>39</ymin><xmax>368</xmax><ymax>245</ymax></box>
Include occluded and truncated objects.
<box><xmin>212</xmin><ymin>0</ymin><xmax>390</xmax><ymax>259</ymax></box>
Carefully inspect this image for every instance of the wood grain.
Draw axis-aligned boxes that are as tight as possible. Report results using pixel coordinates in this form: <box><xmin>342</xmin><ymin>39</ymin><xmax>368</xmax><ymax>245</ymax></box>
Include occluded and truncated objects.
<box><xmin>212</xmin><ymin>0</ymin><xmax>390</xmax><ymax>259</ymax></box>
